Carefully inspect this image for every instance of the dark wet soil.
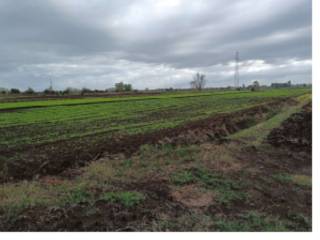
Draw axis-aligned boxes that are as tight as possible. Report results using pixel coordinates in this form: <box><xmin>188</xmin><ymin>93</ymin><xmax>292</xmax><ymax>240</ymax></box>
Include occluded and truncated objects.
<box><xmin>267</xmin><ymin>103</ymin><xmax>311</xmax><ymax>153</ymax></box>
<box><xmin>0</xmin><ymin>180</ymin><xmax>187</xmax><ymax>231</ymax></box>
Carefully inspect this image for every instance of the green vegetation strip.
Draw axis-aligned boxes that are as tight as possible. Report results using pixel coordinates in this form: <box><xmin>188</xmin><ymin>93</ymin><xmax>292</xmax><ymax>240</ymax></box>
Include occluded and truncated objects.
<box><xmin>171</xmin><ymin>168</ymin><xmax>247</xmax><ymax>205</ymax></box>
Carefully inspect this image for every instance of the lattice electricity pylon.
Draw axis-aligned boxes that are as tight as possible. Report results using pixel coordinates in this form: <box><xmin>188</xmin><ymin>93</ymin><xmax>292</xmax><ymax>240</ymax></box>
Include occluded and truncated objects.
<box><xmin>234</xmin><ymin>51</ymin><xmax>240</xmax><ymax>89</ymax></box>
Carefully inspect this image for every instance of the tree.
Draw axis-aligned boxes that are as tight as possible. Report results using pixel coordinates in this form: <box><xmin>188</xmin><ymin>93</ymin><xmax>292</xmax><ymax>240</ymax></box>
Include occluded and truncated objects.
<box><xmin>81</xmin><ymin>87</ymin><xmax>92</xmax><ymax>95</ymax></box>
<box><xmin>0</xmin><ymin>87</ymin><xmax>8</xmax><ymax>94</ymax></box>
<box><xmin>63</xmin><ymin>87</ymin><xmax>80</xmax><ymax>95</ymax></box>
<box><xmin>190</xmin><ymin>72</ymin><xmax>206</xmax><ymax>90</ymax></box>
<box><xmin>10</xmin><ymin>88</ymin><xmax>20</xmax><ymax>94</ymax></box>
<box><xmin>251</xmin><ymin>81</ymin><xmax>260</xmax><ymax>91</ymax></box>
<box><xmin>115</xmin><ymin>82</ymin><xmax>132</xmax><ymax>92</ymax></box>
<box><xmin>25</xmin><ymin>87</ymin><xmax>35</xmax><ymax>94</ymax></box>
<box><xmin>124</xmin><ymin>83</ymin><xmax>132</xmax><ymax>92</ymax></box>
<box><xmin>44</xmin><ymin>88</ymin><xmax>55</xmax><ymax>94</ymax></box>
<box><xmin>115</xmin><ymin>82</ymin><xmax>124</xmax><ymax>92</ymax></box>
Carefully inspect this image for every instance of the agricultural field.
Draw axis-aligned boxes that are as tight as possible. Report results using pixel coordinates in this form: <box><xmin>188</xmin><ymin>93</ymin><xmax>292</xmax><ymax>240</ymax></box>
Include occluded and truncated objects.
<box><xmin>0</xmin><ymin>88</ymin><xmax>312</xmax><ymax>231</ymax></box>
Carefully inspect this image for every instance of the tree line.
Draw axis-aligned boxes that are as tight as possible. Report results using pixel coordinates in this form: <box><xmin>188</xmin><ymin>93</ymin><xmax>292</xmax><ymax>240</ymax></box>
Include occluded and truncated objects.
<box><xmin>0</xmin><ymin>82</ymin><xmax>134</xmax><ymax>95</ymax></box>
<box><xmin>1</xmin><ymin>73</ymin><xmax>267</xmax><ymax>95</ymax></box>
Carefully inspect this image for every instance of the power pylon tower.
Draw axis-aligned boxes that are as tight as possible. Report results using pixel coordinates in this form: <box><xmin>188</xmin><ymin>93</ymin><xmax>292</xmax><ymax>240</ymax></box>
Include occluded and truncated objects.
<box><xmin>49</xmin><ymin>78</ymin><xmax>53</xmax><ymax>91</ymax></box>
<box><xmin>234</xmin><ymin>51</ymin><xmax>240</xmax><ymax>89</ymax></box>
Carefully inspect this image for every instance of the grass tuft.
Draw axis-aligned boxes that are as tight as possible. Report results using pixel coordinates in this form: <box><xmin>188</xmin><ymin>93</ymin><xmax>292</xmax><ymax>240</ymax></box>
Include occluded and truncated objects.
<box><xmin>100</xmin><ymin>191</ymin><xmax>145</xmax><ymax>207</ymax></box>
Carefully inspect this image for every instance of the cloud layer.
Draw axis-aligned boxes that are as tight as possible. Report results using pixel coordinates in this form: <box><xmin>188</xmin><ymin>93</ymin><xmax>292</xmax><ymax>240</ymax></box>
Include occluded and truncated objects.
<box><xmin>0</xmin><ymin>0</ymin><xmax>312</xmax><ymax>90</ymax></box>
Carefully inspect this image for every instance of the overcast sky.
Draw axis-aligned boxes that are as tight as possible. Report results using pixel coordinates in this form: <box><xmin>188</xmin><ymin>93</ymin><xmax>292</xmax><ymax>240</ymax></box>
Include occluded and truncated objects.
<box><xmin>0</xmin><ymin>0</ymin><xmax>312</xmax><ymax>90</ymax></box>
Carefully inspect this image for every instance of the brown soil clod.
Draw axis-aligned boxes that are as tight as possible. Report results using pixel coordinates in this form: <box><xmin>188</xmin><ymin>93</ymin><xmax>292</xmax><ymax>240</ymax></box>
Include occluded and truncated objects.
<box><xmin>267</xmin><ymin>102</ymin><xmax>312</xmax><ymax>153</ymax></box>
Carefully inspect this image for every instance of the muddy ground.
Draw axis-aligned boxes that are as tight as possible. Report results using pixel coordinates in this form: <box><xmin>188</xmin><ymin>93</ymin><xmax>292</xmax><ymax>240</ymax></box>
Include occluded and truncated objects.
<box><xmin>0</xmin><ymin>100</ymin><xmax>312</xmax><ymax>231</ymax></box>
<box><xmin>268</xmin><ymin>102</ymin><xmax>312</xmax><ymax>153</ymax></box>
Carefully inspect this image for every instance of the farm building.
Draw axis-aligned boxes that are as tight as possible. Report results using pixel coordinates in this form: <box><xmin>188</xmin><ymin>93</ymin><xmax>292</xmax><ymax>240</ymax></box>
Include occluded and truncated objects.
<box><xmin>271</xmin><ymin>81</ymin><xmax>292</xmax><ymax>88</ymax></box>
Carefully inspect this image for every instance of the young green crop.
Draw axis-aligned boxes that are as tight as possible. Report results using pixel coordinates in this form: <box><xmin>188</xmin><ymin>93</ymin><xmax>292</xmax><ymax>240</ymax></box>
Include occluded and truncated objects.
<box><xmin>0</xmin><ymin>88</ymin><xmax>310</xmax><ymax>151</ymax></box>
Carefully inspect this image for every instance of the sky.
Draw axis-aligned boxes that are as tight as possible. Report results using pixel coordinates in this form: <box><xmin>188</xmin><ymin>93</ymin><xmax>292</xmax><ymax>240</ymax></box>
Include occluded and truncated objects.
<box><xmin>0</xmin><ymin>0</ymin><xmax>312</xmax><ymax>91</ymax></box>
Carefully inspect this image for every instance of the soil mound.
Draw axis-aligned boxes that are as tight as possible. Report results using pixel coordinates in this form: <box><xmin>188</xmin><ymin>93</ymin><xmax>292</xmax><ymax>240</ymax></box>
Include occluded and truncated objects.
<box><xmin>267</xmin><ymin>103</ymin><xmax>311</xmax><ymax>153</ymax></box>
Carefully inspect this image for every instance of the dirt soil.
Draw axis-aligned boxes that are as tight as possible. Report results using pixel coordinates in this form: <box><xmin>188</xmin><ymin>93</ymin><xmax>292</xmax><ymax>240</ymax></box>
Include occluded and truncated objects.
<box><xmin>267</xmin><ymin>102</ymin><xmax>312</xmax><ymax>153</ymax></box>
<box><xmin>0</xmin><ymin>180</ymin><xmax>187</xmax><ymax>231</ymax></box>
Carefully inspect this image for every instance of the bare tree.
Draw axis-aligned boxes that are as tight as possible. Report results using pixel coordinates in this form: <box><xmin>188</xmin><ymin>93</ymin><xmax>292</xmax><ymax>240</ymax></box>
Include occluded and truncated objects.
<box><xmin>251</xmin><ymin>80</ymin><xmax>260</xmax><ymax>92</ymax></box>
<box><xmin>190</xmin><ymin>72</ymin><xmax>206</xmax><ymax>90</ymax></box>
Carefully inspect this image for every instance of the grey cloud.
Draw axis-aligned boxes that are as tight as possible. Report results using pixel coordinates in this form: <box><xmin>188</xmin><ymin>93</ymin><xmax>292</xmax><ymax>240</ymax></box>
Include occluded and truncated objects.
<box><xmin>0</xmin><ymin>0</ymin><xmax>312</xmax><ymax>90</ymax></box>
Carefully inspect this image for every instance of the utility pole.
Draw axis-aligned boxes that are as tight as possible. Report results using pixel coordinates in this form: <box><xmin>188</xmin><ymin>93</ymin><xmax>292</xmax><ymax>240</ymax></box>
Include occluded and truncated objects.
<box><xmin>49</xmin><ymin>78</ymin><xmax>53</xmax><ymax>91</ymax></box>
<box><xmin>234</xmin><ymin>51</ymin><xmax>240</xmax><ymax>89</ymax></box>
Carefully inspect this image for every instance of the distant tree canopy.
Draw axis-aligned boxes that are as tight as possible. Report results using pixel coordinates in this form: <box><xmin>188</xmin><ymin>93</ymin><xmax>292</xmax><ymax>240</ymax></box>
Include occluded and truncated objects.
<box><xmin>0</xmin><ymin>87</ymin><xmax>8</xmax><ymax>94</ymax></box>
<box><xmin>25</xmin><ymin>87</ymin><xmax>35</xmax><ymax>94</ymax></box>
<box><xmin>190</xmin><ymin>72</ymin><xmax>206</xmax><ymax>90</ymax></box>
<box><xmin>81</xmin><ymin>87</ymin><xmax>92</xmax><ymax>95</ymax></box>
<box><xmin>10</xmin><ymin>88</ymin><xmax>20</xmax><ymax>94</ymax></box>
<box><xmin>115</xmin><ymin>82</ymin><xmax>132</xmax><ymax>92</ymax></box>
<box><xmin>63</xmin><ymin>87</ymin><xmax>81</xmax><ymax>95</ymax></box>
<box><xmin>43</xmin><ymin>87</ymin><xmax>56</xmax><ymax>95</ymax></box>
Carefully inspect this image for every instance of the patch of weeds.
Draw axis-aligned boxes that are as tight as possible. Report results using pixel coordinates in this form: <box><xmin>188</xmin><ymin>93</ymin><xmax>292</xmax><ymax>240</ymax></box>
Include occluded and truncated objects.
<box><xmin>100</xmin><ymin>191</ymin><xmax>145</xmax><ymax>207</ymax></box>
<box><xmin>0</xmin><ymin>155</ymin><xmax>7</xmax><ymax>170</ymax></box>
<box><xmin>193</xmin><ymin>168</ymin><xmax>247</xmax><ymax>205</ymax></box>
<box><xmin>154</xmin><ymin>219</ymin><xmax>179</xmax><ymax>231</ymax></box>
<box><xmin>139</xmin><ymin>144</ymin><xmax>159</xmax><ymax>158</ymax></box>
<box><xmin>64</xmin><ymin>184</ymin><xmax>92</xmax><ymax>205</ymax></box>
<box><xmin>214</xmin><ymin>211</ymin><xmax>289</xmax><ymax>231</ymax></box>
<box><xmin>161</xmin><ymin>144</ymin><xmax>176</xmax><ymax>154</ymax></box>
<box><xmin>154</xmin><ymin>212</ymin><xmax>213</xmax><ymax>231</ymax></box>
<box><xmin>116</xmin><ymin>159</ymin><xmax>134</xmax><ymax>176</ymax></box>
<box><xmin>216</xmin><ymin>190</ymin><xmax>247</xmax><ymax>205</ymax></box>
<box><xmin>171</xmin><ymin>168</ymin><xmax>247</xmax><ymax>205</ymax></box>
<box><xmin>0</xmin><ymin>181</ymin><xmax>63</xmax><ymax>220</ymax></box>
<box><xmin>272</xmin><ymin>173</ymin><xmax>311</xmax><ymax>188</ymax></box>
<box><xmin>171</xmin><ymin>170</ymin><xmax>195</xmax><ymax>185</ymax></box>
<box><xmin>175</xmin><ymin>145</ymin><xmax>199</xmax><ymax>162</ymax></box>
<box><xmin>291</xmin><ymin>175</ymin><xmax>311</xmax><ymax>187</ymax></box>
<box><xmin>82</xmin><ymin>160</ymin><xmax>114</xmax><ymax>184</ymax></box>
<box><xmin>121</xmin><ymin>159</ymin><xmax>133</xmax><ymax>169</ymax></box>
<box><xmin>287</xmin><ymin>212</ymin><xmax>311</xmax><ymax>231</ymax></box>
<box><xmin>272</xmin><ymin>173</ymin><xmax>292</xmax><ymax>183</ymax></box>
<box><xmin>139</xmin><ymin>144</ymin><xmax>153</xmax><ymax>152</ymax></box>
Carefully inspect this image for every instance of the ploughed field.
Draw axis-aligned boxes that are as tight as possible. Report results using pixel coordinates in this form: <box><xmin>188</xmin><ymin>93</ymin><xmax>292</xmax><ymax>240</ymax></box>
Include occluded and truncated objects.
<box><xmin>0</xmin><ymin>88</ymin><xmax>310</xmax><ymax>181</ymax></box>
<box><xmin>0</xmin><ymin>88</ymin><xmax>312</xmax><ymax>231</ymax></box>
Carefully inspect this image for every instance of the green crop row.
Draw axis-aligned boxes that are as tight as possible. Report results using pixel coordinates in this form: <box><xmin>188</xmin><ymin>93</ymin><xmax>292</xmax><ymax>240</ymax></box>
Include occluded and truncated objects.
<box><xmin>0</xmin><ymin>88</ymin><xmax>310</xmax><ymax>151</ymax></box>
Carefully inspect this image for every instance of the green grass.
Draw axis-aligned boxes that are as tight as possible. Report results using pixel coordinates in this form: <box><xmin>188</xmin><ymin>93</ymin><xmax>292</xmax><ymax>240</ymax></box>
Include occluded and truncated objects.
<box><xmin>63</xmin><ymin>184</ymin><xmax>93</xmax><ymax>204</ymax></box>
<box><xmin>171</xmin><ymin>171</ymin><xmax>195</xmax><ymax>185</ymax></box>
<box><xmin>214</xmin><ymin>211</ymin><xmax>290</xmax><ymax>231</ymax></box>
<box><xmin>171</xmin><ymin>168</ymin><xmax>247</xmax><ymax>205</ymax></box>
<box><xmin>272</xmin><ymin>173</ymin><xmax>312</xmax><ymax>187</ymax></box>
<box><xmin>100</xmin><ymin>191</ymin><xmax>145</xmax><ymax>207</ymax></box>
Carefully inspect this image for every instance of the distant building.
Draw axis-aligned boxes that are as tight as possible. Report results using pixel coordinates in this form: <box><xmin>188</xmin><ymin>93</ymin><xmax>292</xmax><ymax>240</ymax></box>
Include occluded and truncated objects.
<box><xmin>271</xmin><ymin>81</ymin><xmax>292</xmax><ymax>88</ymax></box>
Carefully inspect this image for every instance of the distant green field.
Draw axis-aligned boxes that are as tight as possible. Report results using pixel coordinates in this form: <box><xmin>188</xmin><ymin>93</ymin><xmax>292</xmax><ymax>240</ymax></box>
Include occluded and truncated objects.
<box><xmin>0</xmin><ymin>88</ymin><xmax>310</xmax><ymax>151</ymax></box>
